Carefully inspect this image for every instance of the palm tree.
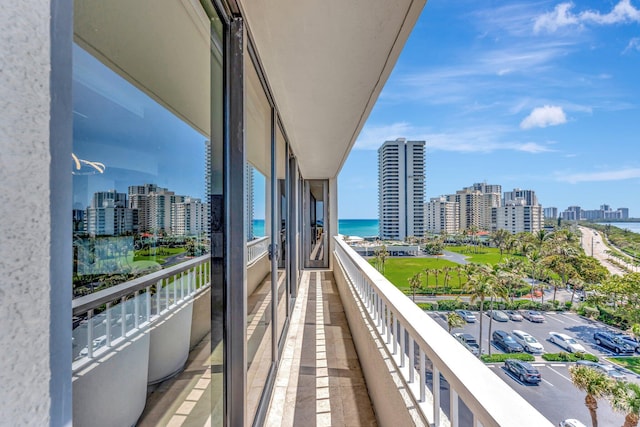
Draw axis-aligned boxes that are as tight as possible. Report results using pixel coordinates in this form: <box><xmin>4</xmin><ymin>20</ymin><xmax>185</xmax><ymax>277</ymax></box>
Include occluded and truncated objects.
<box><xmin>491</xmin><ymin>229</ymin><xmax>511</xmax><ymax>258</ymax></box>
<box><xmin>442</xmin><ymin>266</ymin><xmax>452</xmax><ymax>288</ymax></box>
<box><xmin>433</xmin><ymin>268</ymin><xmax>441</xmax><ymax>290</ymax></box>
<box><xmin>610</xmin><ymin>381</ymin><xmax>640</xmax><ymax>427</ymax></box>
<box><xmin>446</xmin><ymin>311</ymin><xmax>465</xmax><ymax>333</ymax></box>
<box><xmin>408</xmin><ymin>272</ymin><xmax>422</xmax><ymax>302</ymax></box>
<box><xmin>486</xmin><ymin>266</ymin><xmax>509</xmax><ymax>355</ymax></box>
<box><xmin>463</xmin><ymin>267</ymin><xmax>492</xmax><ymax>356</ymax></box>
<box><xmin>423</xmin><ymin>269</ymin><xmax>431</xmax><ymax>295</ymax></box>
<box><xmin>569</xmin><ymin>364</ymin><xmax>612</xmax><ymax>427</ymax></box>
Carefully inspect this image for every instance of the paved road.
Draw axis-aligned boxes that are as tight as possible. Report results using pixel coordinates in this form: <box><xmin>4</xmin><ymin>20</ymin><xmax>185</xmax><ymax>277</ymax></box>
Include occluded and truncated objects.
<box><xmin>428</xmin><ymin>310</ymin><xmax>639</xmax><ymax>426</ymax></box>
<box><xmin>579</xmin><ymin>226</ymin><xmax>627</xmax><ymax>276</ymax></box>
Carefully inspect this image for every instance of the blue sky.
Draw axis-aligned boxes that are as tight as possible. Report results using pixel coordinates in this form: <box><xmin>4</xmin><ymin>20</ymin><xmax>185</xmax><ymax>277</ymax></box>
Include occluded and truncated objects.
<box><xmin>338</xmin><ymin>0</ymin><xmax>640</xmax><ymax>219</ymax></box>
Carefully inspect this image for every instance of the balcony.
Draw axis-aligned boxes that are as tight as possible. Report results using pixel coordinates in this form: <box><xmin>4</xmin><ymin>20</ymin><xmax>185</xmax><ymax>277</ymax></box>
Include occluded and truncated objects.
<box><xmin>69</xmin><ymin>236</ymin><xmax>553</xmax><ymax>426</ymax></box>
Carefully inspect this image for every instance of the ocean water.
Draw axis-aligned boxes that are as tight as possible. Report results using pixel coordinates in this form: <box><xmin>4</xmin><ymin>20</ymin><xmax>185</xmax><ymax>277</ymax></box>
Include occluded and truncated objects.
<box><xmin>598</xmin><ymin>222</ymin><xmax>640</xmax><ymax>234</ymax></box>
<box><xmin>339</xmin><ymin>219</ymin><xmax>379</xmax><ymax>237</ymax></box>
<box><xmin>252</xmin><ymin>219</ymin><xmax>379</xmax><ymax>238</ymax></box>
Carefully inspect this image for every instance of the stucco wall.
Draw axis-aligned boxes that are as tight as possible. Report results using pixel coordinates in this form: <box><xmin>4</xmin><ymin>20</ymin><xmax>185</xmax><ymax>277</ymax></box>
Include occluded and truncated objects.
<box><xmin>0</xmin><ymin>1</ymin><xmax>54</xmax><ymax>425</ymax></box>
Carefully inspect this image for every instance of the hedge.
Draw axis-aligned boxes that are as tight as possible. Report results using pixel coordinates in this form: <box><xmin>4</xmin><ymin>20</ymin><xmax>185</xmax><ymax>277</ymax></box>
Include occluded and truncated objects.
<box><xmin>480</xmin><ymin>353</ymin><xmax>535</xmax><ymax>363</ymax></box>
<box><xmin>541</xmin><ymin>352</ymin><xmax>599</xmax><ymax>362</ymax></box>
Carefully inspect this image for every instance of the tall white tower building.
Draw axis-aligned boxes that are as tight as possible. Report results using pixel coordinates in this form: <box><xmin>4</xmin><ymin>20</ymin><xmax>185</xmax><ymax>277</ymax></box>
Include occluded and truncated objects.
<box><xmin>378</xmin><ymin>138</ymin><xmax>425</xmax><ymax>240</ymax></box>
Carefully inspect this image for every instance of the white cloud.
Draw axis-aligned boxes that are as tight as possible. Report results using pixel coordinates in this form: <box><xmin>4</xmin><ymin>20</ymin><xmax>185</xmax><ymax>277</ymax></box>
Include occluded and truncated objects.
<box><xmin>624</xmin><ymin>37</ymin><xmax>640</xmax><ymax>53</ymax></box>
<box><xmin>534</xmin><ymin>3</ymin><xmax>580</xmax><ymax>34</ymax></box>
<box><xmin>354</xmin><ymin>122</ymin><xmax>554</xmax><ymax>154</ymax></box>
<box><xmin>353</xmin><ymin>122</ymin><xmax>414</xmax><ymax>150</ymax></box>
<box><xmin>557</xmin><ymin>168</ymin><xmax>640</xmax><ymax>183</ymax></box>
<box><xmin>534</xmin><ymin>0</ymin><xmax>640</xmax><ymax>34</ymax></box>
<box><xmin>520</xmin><ymin>105</ymin><xmax>568</xmax><ymax>129</ymax></box>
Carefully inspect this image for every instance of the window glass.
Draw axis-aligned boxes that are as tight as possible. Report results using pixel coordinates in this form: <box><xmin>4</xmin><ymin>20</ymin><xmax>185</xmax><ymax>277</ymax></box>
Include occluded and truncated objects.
<box><xmin>72</xmin><ymin>1</ymin><xmax>224</xmax><ymax>425</ymax></box>
<box><xmin>245</xmin><ymin>55</ymin><xmax>273</xmax><ymax>423</ymax></box>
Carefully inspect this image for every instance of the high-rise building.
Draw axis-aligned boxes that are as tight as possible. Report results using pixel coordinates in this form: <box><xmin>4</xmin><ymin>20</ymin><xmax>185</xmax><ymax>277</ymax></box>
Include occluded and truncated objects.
<box><xmin>171</xmin><ymin>197</ymin><xmax>208</xmax><ymax>236</ymax></box>
<box><xmin>494</xmin><ymin>200</ymin><xmax>543</xmax><ymax>234</ymax></box>
<box><xmin>245</xmin><ymin>163</ymin><xmax>255</xmax><ymax>241</ymax></box>
<box><xmin>85</xmin><ymin>191</ymin><xmax>134</xmax><ymax>236</ymax></box>
<box><xmin>378</xmin><ymin>138</ymin><xmax>425</xmax><ymax>240</ymax></box>
<box><xmin>544</xmin><ymin>207</ymin><xmax>558</xmax><ymax>219</ymax></box>
<box><xmin>454</xmin><ymin>184</ymin><xmax>500</xmax><ymax>231</ymax></box>
<box><xmin>503</xmin><ymin>188</ymin><xmax>538</xmax><ymax>207</ymax></box>
<box><xmin>425</xmin><ymin>196</ymin><xmax>459</xmax><ymax>234</ymax></box>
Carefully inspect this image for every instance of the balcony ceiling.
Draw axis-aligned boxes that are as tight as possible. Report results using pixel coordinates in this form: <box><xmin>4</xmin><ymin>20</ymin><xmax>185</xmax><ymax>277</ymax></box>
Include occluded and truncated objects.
<box><xmin>237</xmin><ymin>0</ymin><xmax>426</xmax><ymax>179</ymax></box>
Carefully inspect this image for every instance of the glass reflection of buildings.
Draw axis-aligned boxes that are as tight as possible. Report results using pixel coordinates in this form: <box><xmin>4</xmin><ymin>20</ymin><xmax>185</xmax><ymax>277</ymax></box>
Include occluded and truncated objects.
<box><xmin>79</xmin><ymin>185</ymin><xmax>208</xmax><ymax>238</ymax></box>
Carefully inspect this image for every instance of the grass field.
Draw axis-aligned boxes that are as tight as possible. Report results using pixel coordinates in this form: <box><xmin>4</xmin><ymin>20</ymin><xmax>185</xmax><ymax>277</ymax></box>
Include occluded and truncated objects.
<box><xmin>134</xmin><ymin>247</ymin><xmax>186</xmax><ymax>263</ymax></box>
<box><xmin>445</xmin><ymin>246</ymin><xmax>522</xmax><ymax>265</ymax></box>
<box><xmin>369</xmin><ymin>257</ymin><xmax>466</xmax><ymax>291</ymax></box>
<box><xmin>609</xmin><ymin>356</ymin><xmax>640</xmax><ymax>375</ymax></box>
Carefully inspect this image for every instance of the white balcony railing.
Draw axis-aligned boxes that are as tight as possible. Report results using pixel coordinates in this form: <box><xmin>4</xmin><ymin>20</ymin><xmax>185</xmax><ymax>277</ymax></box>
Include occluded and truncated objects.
<box><xmin>248</xmin><ymin>236</ymin><xmax>269</xmax><ymax>265</ymax></box>
<box><xmin>72</xmin><ymin>254</ymin><xmax>211</xmax><ymax>362</ymax></box>
<box><xmin>333</xmin><ymin>237</ymin><xmax>553</xmax><ymax>427</ymax></box>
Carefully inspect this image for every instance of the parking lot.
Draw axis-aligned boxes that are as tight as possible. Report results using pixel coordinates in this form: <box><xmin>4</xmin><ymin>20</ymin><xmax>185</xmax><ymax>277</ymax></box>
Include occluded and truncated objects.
<box><xmin>429</xmin><ymin>310</ymin><xmax>639</xmax><ymax>426</ymax></box>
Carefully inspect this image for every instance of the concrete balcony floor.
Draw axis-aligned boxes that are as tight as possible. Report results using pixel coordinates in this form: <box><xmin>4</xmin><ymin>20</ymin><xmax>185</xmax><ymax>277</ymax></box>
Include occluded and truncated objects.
<box><xmin>265</xmin><ymin>270</ymin><xmax>376</xmax><ymax>426</ymax></box>
<box><xmin>136</xmin><ymin>269</ymin><xmax>375</xmax><ymax>426</ymax></box>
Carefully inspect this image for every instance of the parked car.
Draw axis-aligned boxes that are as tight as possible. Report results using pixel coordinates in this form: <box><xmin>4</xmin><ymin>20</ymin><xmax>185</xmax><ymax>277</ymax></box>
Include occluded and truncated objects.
<box><xmin>575</xmin><ymin>360</ymin><xmax>625</xmax><ymax>380</ymax></box>
<box><xmin>512</xmin><ymin>330</ymin><xmax>544</xmax><ymax>353</ymax></box>
<box><xmin>493</xmin><ymin>330</ymin><xmax>524</xmax><ymax>353</ymax></box>
<box><xmin>613</xmin><ymin>333</ymin><xmax>640</xmax><ymax>353</ymax></box>
<box><xmin>505</xmin><ymin>310</ymin><xmax>523</xmax><ymax>321</ymax></box>
<box><xmin>593</xmin><ymin>331</ymin><xmax>635</xmax><ymax>354</ymax></box>
<box><xmin>559</xmin><ymin>419</ymin><xmax>587</xmax><ymax>427</ymax></box>
<box><xmin>453</xmin><ymin>332</ymin><xmax>480</xmax><ymax>356</ymax></box>
<box><xmin>504</xmin><ymin>359</ymin><xmax>541</xmax><ymax>384</ymax></box>
<box><xmin>522</xmin><ymin>310</ymin><xmax>545</xmax><ymax>322</ymax></box>
<box><xmin>455</xmin><ymin>309</ymin><xmax>477</xmax><ymax>323</ymax></box>
<box><xmin>486</xmin><ymin>310</ymin><xmax>509</xmax><ymax>322</ymax></box>
<box><xmin>548</xmin><ymin>332</ymin><xmax>586</xmax><ymax>353</ymax></box>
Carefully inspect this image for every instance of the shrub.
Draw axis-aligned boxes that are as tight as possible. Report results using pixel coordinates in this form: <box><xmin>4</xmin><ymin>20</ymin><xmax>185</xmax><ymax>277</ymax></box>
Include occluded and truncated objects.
<box><xmin>542</xmin><ymin>352</ymin><xmax>599</xmax><ymax>362</ymax></box>
<box><xmin>564</xmin><ymin>301</ymin><xmax>573</xmax><ymax>310</ymax></box>
<box><xmin>435</xmin><ymin>299</ymin><xmax>464</xmax><ymax>311</ymax></box>
<box><xmin>481</xmin><ymin>353</ymin><xmax>535</xmax><ymax>363</ymax></box>
<box><xmin>417</xmin><ymin>303</ymin><xmax>436</xmax><ymax>311</ymax></box>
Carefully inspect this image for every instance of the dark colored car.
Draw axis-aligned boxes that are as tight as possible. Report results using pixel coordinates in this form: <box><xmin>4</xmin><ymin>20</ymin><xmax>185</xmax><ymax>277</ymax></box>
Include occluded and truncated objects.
<box><xmin>594</xmin><ymin>331</ymin><xmax>634</xmax><ymax>354</ymax></box>
<box><xmin>614</xmin><ymin>333</ymin><xmax>640</xmax><ymax>353</ymax></box>
<box><xmin>504</xmin><ymin>359</ymin><xmax>541</xmax><ymax>384</ymax></box>
<box><xmin>493</xmin><ymin>330</ymin><xmax>524</xmax><ymax>353</ymax></box>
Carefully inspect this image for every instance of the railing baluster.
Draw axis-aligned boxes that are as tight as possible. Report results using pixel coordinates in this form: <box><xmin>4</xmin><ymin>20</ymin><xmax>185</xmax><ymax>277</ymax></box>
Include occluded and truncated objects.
<box><xmin>393</xmin><ymin>316</ymin><xmax>398</xmax><ymax>355</ymax></box>
<box><xmin>386</xmin><ymin>308</ymin><xmax>391</xmax><ymax>344</ymax></box>
<box><xmin>409</xmin><ymin>337</ymin><xmax>415</xmax><ymax>383</ymax></box>
<box><xmin>134</xmin><ymin>290</ymin><xmax>140</xmax><ymax>329</ymax></box>
<box><xmin>434</xmin><ymin>366</ymin><xmax>441</xmax><ymax>427</ymax></box>
<box><xmin>451</xmin><ymin>389</ymin><xmax>459</xmax><ymax>427</ymax></box>
<box><xmin>165</xmin><ymin>276</ymin><xmax>169</xmax><ymax>308</ymax></box>
<box><xmin>420</xmin><ymin>348</ymin><xmax>426</xmax><ymax>402</ymax></box>
<box><xmin>105</xmin><ymin>302</ymin><xmax>112</xmax><ymax>348</ymax></box>
<box><xmin>157</xmin><ymin>279</ymin><xmax>162</xmax><ymax>315</ymax></box>
<box><xmin>87</xmin><ymin>309</ymin><xmax>94</xmax><ymax>359</ymax></box>
<box><xmin>146</xmin><ymin>285</ymin><xmax>151</xmax><ymax>322</ymax></box>
<box><xmin>400</xmin><ymin>324</ymin><xmax>406</xmax><ymax>368</ymax></box>
<box><xmin>121</xmin><ymin>296</ymin><xmax>126</xmax><ymax>338</ymax></box>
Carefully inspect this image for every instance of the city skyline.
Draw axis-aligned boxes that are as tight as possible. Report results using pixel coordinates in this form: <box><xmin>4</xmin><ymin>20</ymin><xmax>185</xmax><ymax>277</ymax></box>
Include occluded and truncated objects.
<box><xmin>338</xmin><ymin>0</ymin><xmax>640</xmax><ymax>219</ymax></box>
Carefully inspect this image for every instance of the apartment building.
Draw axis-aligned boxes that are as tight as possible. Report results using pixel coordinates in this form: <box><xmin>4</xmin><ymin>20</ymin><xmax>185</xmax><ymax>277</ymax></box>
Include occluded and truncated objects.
<box><xmin>544</xmin><ymin>206</ymin><xmax>558</xmax><ymax>219</ymax></box>
<box><xmin>425</xmin><ymin>196</ymin><xmax>460</xmax><ymax>234</ymax></box>
<box><xmin>494</xmin><ymin>200</ymin><xmax>543</xmax><ymax>234</ymax></box>
<box><xmin>378</xmin><ymin>138</ymin><xmax>426</xmax><ymax>240</ymax></box>
<box><xmin>454</xmin><ymin>183</ymin><xmax>501</xmax><ymax>231</ymax></box>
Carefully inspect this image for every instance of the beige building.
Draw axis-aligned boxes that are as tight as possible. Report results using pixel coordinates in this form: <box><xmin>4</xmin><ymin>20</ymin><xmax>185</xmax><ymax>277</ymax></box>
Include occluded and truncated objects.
<box><xmin>425</xmin><ymin>196</ymin><xmax>459</xmax><ymax>234</ymax></box>
<box><xmin>493</xmin><ymin>200</ymin><xmax>543</xmax><ymax>234</ymax></box>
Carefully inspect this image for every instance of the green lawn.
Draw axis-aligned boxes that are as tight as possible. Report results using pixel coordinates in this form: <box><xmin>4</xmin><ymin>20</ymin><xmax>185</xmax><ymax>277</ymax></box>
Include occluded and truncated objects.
<box><xmin>445</xmin><ymin>246</ymin><xmax>522</xmax><ymax>265</ymax></box>
<box><xmin>134</xmin><ymin>247</ymin><xmax>187</xmax><ymax>263</ymax></box>
<box><xmin>370</xmin><ymin>257</ymin><xmax>465</xmax><ymax>291</ymax></box>
<box><xmin>608</xmin><ymin>356</ymin><xmax>640</xmax><ymax>375</ymax></box>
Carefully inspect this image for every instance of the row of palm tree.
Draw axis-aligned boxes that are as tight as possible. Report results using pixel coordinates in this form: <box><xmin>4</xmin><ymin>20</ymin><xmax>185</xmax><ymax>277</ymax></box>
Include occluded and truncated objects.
<box><xmin>570</xmin><ymin>364</ymin><xmax>640</xmax><ymax>427</ymax></box>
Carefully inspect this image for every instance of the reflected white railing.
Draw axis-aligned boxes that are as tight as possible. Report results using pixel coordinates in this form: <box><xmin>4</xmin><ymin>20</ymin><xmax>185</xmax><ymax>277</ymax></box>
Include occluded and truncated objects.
<box><xmin>247</xmin><ymin>236</ymin><xmax>269</xmax><ymax>265</ymax></box>
<box><xmin>333</xmin><ymin>237</ymin><xmax>553</xmax><ymax>427</ymax></box>
<box><xmin>72</xmin><ymin>254</ymin><xmax>210</xmax><ymax>362</ymax></box>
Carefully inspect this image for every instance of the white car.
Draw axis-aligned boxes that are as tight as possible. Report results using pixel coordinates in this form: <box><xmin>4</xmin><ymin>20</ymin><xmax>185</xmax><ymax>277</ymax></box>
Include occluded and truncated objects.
<box><xmin>79</xmin><ymin>335</ymin><xmax>107</xmax><ymax>357</ymax></box>
<box><xmin>549</xmin><ymin>332</ymin><xmax>586</xmax><ymax>353</ymax></box>
<box><xmin>454</xmin><ymin>309</ymin><xmax>477</xmax><ymax>323</ymax></box>
<box><xmin>512</xmin><ymin>330</ymin><xmax>544</xmax><ymax>353</ymax></box>
<box><xmin>559</xmin><ymin>419</ymin><xmax>587</xmax><ymax>427</ymax></box>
